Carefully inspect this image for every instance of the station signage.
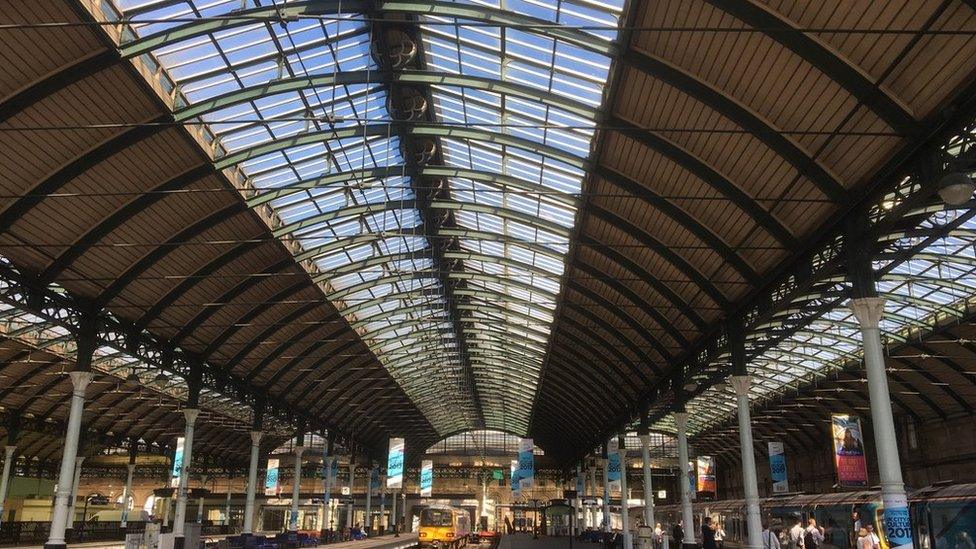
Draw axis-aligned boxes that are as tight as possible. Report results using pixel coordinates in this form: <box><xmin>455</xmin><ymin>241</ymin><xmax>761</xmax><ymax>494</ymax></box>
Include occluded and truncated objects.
<box><xmin>517</xmin><ymin>438</ymin><xmax>534</xmax><ymax>488</ymax></box>
<box><xmin>420</xmin><ymin>460</ymin><xmax>433</xmax><ymax>497</ymax></box>
<box><xmin>387</xmin><ymin>438</ymin><xmax>404</xmax><ymax>489</ymax></box>
<box><xmin>768</xmin><ymin>441</ymin><xmax>789</xmax><ymax>493</ymax></box>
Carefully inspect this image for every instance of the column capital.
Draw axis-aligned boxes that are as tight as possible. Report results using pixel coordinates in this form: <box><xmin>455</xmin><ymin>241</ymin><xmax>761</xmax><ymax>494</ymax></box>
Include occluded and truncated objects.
<box><xmin>3</xmin><ymin>445</ymin><xmax>15</xmax><ymax>457</ymax></box>
<box><xmin>183</xmin><ymin>407</ymin><xmax>200</xmax><ymax>425</ymax></box>
<box><xmin>294</xmin><ymin>446</ymin><xmax>306</xmax><ymax>458</ymax></box>
<box><xmin>68</xmin><ymin>370</ymin><xmax>93</xmax><ymax>393</ymax></box>
<box><xmin>127</xmin><ymin>463</ymin><xmax>136</xmax><ymax>473</ymax></box>
<box><xmin>730</xmin><ymin>375</ymin><xmax>751</xmax><ymax>397</ymax></box>
<box><xmin>850</xmin><ymin>297</ymin><xmax>886</xmax><ymax>328</ymax></box>
<box><xmin>638</xmin><ymin>434</ymin><xmax>651</xmax><ymax>447</ymax></box>
<box><xmin>74</xmin><ymin>456</ymin><xmax>85</xmax><ymax>466</ymax></box>
<box><xmin>250</xmin><ymin>431</ymin><xmax>263</xmax><ymax>445</ymax></box>
<box><xmin>673</xmin><ymin>412</ymin><xmax>689</xmax><ymax>431</ymax></box>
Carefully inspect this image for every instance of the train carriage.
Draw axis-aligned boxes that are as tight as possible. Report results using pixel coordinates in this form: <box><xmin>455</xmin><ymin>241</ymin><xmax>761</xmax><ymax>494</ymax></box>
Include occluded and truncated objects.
<box><xmin>419</xmin><ymin>505</ymin><xmax>472</xmax><ymax>549</ymax></box>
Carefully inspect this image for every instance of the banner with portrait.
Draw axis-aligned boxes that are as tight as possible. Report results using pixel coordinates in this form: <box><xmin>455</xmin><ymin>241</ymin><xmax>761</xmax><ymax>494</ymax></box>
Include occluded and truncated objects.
<box><xmin>831</xmin><ymin>414</ymin><xmax>868</xmax><ymax>487</ymax></box>
<box><xmin>696</xmin><ymin>456</ymin><xmax>716</xmax><ymax>497</ymax></box>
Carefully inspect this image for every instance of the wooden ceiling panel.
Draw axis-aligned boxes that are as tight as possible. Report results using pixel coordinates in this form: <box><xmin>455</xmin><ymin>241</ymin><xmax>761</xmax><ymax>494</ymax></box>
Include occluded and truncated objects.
<box><xmin>0</xmin><ymin>0</ymin><xmax>105</xmax><ymax>98</ymax></box>
<box><xmin>633</xmin><ymin>0</ymin><xmax>877</xmax><ymax>143</ymax></box>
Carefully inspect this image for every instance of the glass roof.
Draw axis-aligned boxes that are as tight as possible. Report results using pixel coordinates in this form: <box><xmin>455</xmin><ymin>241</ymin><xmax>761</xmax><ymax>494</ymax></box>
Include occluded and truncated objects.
<box><xmin>653</xmin><ymin>125</ymin><xmax>976</xmax><ymax>436</ymax></box>
<box><xmin>115</xmin><ymin>0</ymin><xmax>625</xmax><ymax>436</ymax></box>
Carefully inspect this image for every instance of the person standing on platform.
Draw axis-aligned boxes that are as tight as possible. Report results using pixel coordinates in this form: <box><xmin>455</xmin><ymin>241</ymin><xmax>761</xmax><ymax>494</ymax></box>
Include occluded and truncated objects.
<box><xmin>763</xmin><ymin>522</ymin><xmax>782</xmax><ymax>549</ymax></box>
<box><xmin>789</xmin><ymin>516</ymin><xmax>806</xmax><ymax>549</ymax></box>
<box><xmin>715</xmin><ymin>522</ymin><xmax>726</xmax><ymax>549</ymax></box>
<box><xmin>672</xmin><ymin>520</ymin><xmax>684</xmax><ymax>548</ymax></box>
<box><xmin>701</xmin><ymin>516</ymin><xmax>717</xmax><ymax>549</ymax></box>
<box><xmin>804</xmin><ymin>518</ymin><xmax>824</xmax><ymax>549</ymax></box>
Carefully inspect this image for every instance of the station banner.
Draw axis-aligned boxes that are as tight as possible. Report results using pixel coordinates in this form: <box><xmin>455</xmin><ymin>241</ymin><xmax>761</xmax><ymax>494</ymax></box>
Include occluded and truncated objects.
<box><xmin>265</xmin><ymin>458</ymin><xmax>280</xmax><ymax>496</ymax></box>
<box><xmin>170</xmin><ymin>436</ymin><xmax>185</xmax><ymax>488</ymax></box>
<box><xmin>607</xmin><ymin>438</ymin><xmax>621</xmax><ymax>493</ymax></box>
<box><xmin>768</xmin><ymin>441</ymin><xmax>789</xmax><ymax>494</ymax></box>
<box><xmin>688</xmin><ymin>461</ymin><xmax>697</xmax><ymax>501</ymax></box>
<box><xmin>387</xmin><ymin>437</ymin><xmax>404</xmax><ymax>489</ymax></box>
<box><xmin>420</xmin><ymin>460</ymin><xmax>433</xmax><ymax>497</ymax></box>
<box><xmin>882</xmin><ymin>492</ymin><xmax>914</xmax><ymax>549</ymax></box>
<box><xmin>517</xmin><ymin>438</ymin><xmax>534</xmax><ymax>488</ymax></box>
<box><xmin>830</xmin><ymin>414</ymin><xmax>869</xmax><ymax>487</ymax></box>
<box><xmin>510</xmin><ymin>460</ymin><xmax>521</xmax><ymax>497</ymax></box>
<box><xmin>576</xmin><ymin>468</ymin><xmax>585</xmax><ymax>495</ymax></box>
<box><xmin>696</xmin><ymin>456</ymin><xmax>716</xmax><ymax>496</ymax></box>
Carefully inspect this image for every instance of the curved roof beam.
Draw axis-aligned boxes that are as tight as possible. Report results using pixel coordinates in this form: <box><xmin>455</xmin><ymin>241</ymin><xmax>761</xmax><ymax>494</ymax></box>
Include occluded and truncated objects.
<box><xmin>595</xmin><ymin>165</ymin><xmax>758</xmax><ymax>281</ymax></box>
<box><xmin>698</xmin><ymin>0</ymin><xmax>918</xmax><ymax>135</ymax></box>
<box><xmin>592</xmin><ymin>203</ymin><xmax>732</xmax><ymax>311</ymax></box>
<box><xmin>610</xmin><ymin>120</ymin><xmax>797</xmax><ymax>247</ymax></box>
<box><xmin>119</xmin><ymin>0</ymin><xmax>617</xmax><ymax>59</ymax></box>
<box><xmin>176</xmin><ymin>70</ymin><xmax>599</xmax><ymax>122</ymax></box>
<box><xmin>274</xmin><ymin>198</ymin><xmax>571</xmax><ymax>240</ymax></box>
<box><xmin>249</xmin><ymin>166</ymin><xmax>576</xmax><ymax>211</ymax></box>
<box><xmin>621</xmin><ymin>50</ymin><xmax>846</xmax><ymax>202</ymax></box>
<box><xmin>214</xmin><ymin>124</ymin><xmax>587</xmax><ymax>172</ymax></box>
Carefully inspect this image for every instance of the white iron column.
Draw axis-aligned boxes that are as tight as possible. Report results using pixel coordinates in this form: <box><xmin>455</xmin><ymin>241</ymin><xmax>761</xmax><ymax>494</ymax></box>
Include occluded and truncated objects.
<box><xmin>674</xmin><ymin>412</ymin><xmax>695</xmax><ymax>548</ymax></box>
<box><xmin>639</xmin><ymin>434</ymin><xmax>655</xmax><ymax>529</ymax></box>
<box><xmin>365</xmin><ymin>467</ymin><xmax>373</xmax><ymax>533</ymax></box>
<box><xmin>588</xmin><ymin>466</ymin><xmax>596</xmax><ymax>529</ymax></box>
<box><xmin>391</xmin><ymin>485</ymin><xmax>398</xmax><ymax>535</ymax></box>
<box><xmin>173</xmin><ymin>407</ymin><xmax>199</xmax><ymax>545</ymax></box>
<box><xmin>224</xmin><ymin>478</ymin><xmax>232</xmax><ymax>526</ymax></box>
<box><xmin>289</xmin><ymin>446</ymin><xmax>305</xmax><ymax>532</ymax></box>
<box><xmin>44</xmin><ymin>370</ymin><xmax>92</xmax><ymax>549</ymax></box>
<box><xmin>379</xmin><ymin>486</ymin><xmax>386</xmax><ymax>534</ymax></box>
<box><xmin>346</xmin><ymin>462</ymin><xmax>354</xmax><ymax>530</ymax></box>
<box><xmin>323</xmin><ymin>456</ymin><xmax>334</xmax><ymax>535</ymax></box>
<box><xmin>619</xmin><ymin>439</ymin><xmax>631</xmax><ymax>549</ymax></box>
<box><xmin>602</xmin><ymin>455</ymin><xmax>610</xmax><ymax>532</ymax></box>
<box><xmin>0</xmin><ymin>445</ymin><xmax>15</xmax><ymax>526</ymax></box>
<box><xmin>67</xmin><ymin>457</ymin><xmax>85</xmax><ymax>529</ymax></box>
<box><xmin>731</xmin><ymin>376</ymin><xmax>763</xmax><ymax>549</ymax></box>
<box><xmin>243</xmin><ymin>431</ymin><xmax>262</xmax><ymax>535</ymax></box>
<box><xmin>197</xmin><ymin>474</ymin><xmax>208</xmax><ymax>524</ymax></box>
<box><xmin>121</xmin><ymin>462</ymin><xmax>136</xmax><ymax>528</ymax></box>
<box><xmin>852</xmin><ymin>297</ymin><xmax>914</xmax><ymax>549</ymax></box>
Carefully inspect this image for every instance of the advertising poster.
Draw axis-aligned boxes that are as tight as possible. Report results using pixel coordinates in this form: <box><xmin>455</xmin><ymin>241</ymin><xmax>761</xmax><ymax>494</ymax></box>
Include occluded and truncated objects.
<box><xmin>387</xmin><ymin>437</ymin><xmax>404</xmax><ymax>489</ymax></box>
<box><xmin>170</xmin><ymin>436</ymin><xmax>185</xmax><ymax>488</ymax></box>
<box><xmin>696</xmin><ymin>456</ymin><xmax>716</xmax><ymax>496</ymax></box>
<box><xmin>517</xmin><ymin>438</ymin><xmax>534</xmax><ymax>488</ymax></box>
<box><xmin>265</xmin><ymin>458</ymin><xmax>280</xmax><ymax>496</ymax></box>
<box><xmin>607</xmin><ymin>438</ymin><xmax>621</xmax><ymax>493</ymax></box>
<box><xmin>768</xmin><ymin>441</ymin><xmax>789</xmax><ymax>494</ymax></box>
<box><xmin>688</xmin><ymin>461</ymin><xmax>697</xmax><ymax>501</ymax></box>
<box><xmin>831</xmin><ymin>414</ymin><xmax>869</xmax><ymax>487</ymax></box>
<box><xmin>420</xmin><ymin>460</ymin><xmax>433</xmax><ymax>497</ymax></box>
<box><xmin>576</xmin><ymin>469</ymin><xmax>585</xmax><ymax>495</ymax></box>
<box><xmin>882</xmin><ymin>492</ymin><xmax>914</xmax><ymax>549</ymax></box>
<box><xmin>511</xmin><ymin>460</ymin><xmax>523</xmax><ymax>497</ymax></box>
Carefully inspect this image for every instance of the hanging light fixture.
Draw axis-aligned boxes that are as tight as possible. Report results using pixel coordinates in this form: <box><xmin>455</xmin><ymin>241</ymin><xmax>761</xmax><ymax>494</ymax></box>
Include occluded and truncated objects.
<box><xmin>937</xmin><ymin>172</ymin><xmax>975</xmax><ymax>206</ymax></box>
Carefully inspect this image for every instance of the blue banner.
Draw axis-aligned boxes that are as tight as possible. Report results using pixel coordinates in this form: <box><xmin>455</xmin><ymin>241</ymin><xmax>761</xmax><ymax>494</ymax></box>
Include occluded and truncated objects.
<box><xmin>370</xmin><ymin>468</ymin><xmax>380</xmax><ymax>493</ymax></box>
<box><xmin>510</xmin><ymin>460</ymin><xmax>521</xmax><ymax>497</ymax></box>
<box><xmin>170</xmin><ymin>436</ymin><xmax>185</xmax><ymax>488</ymax></box>
<box><xmin>387</xmin><ymin>438</ymin><xmax>404</xmax><ymax>489</ymax></box>
<box><xmin>265</xmin><ymin>458</ymin><xmax>280</xmax><ymax>496</ymax></box>
<box><xmin>768</xmin><ymin>442</ymin><xmax>788</xmax><ymax>494</ymax></box>
<box><xmin>420</xmin><ymin>460</ymin><xmax>433</xmax><ymax>497</ymax></box>
<box><xmin>883</xmin><ymin>493</ymin><xmax>913</xmax><ymax>549</ymax></box>
<box><xmin>518</xmin><ymin>438</ymin><xmax>534</xmax><ymax>488</ymax></box>
<box><xmin>607</xmin><ymin>439</ymin><xmax>621</xmax><ymax>493</ymax></box>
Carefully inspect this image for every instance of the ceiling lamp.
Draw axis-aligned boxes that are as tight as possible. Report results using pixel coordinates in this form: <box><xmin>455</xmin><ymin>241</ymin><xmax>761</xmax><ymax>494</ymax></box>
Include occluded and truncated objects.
<box><xmin>682</xmin><ymin>380</ymin><xmax>698</xmax><ymax>392</ymax></box>
<box><xmin>937</xmin><ymin>172</ymin><xmax>975</xmax><ymax>206</ymax></box>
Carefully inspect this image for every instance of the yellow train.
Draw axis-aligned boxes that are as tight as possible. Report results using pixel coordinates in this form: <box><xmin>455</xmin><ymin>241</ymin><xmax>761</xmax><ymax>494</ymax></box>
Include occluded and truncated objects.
<box><xmin>419</xmin><ymin>505</ymin><xmax>471</xmax><ymax>549</ymax></box>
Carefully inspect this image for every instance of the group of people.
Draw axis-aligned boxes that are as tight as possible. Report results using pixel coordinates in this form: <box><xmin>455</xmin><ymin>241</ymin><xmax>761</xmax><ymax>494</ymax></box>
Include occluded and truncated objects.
<box><xmin>664</xmin><ymin>518</ymin><xmax>727</xmax><ymax>549</ymax></box>
<box><xmin>761</xmin><ymin>514</ymin><xmax>871</xmax><ymax>549</ymax></box>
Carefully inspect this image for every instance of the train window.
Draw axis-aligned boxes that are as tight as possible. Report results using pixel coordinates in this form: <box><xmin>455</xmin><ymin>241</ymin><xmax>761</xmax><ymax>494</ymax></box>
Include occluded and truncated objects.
<box><xmin>928</xmin><ymin>502</ymin><xmax>976</xmax><ymax>549</ymax></box>
<box><xmin>421</xmin><ymin>509</ymin><xmax>454</xmax><ymax>527</ymax></box>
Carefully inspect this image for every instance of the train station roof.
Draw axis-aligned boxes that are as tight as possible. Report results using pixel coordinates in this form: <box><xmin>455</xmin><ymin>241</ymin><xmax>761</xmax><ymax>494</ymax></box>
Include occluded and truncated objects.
<box><xmin>1</xmin><ymin>0</ymin><xmax>976</xmax><ymax>463</ymax></box>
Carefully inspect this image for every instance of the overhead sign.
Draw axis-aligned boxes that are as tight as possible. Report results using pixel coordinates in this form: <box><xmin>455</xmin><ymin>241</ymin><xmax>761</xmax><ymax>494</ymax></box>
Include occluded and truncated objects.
<box><xmin>420</xmin><ymin>460</ymin><xmax>433</xmax><ymax>497</ymax></box>
<box><xmin>607</xmin><ymin>438</ymin><xmax>621</xmax><ymax>493</ymax></box>
<box><xmin>696</xmin><ymin>456</ymin><xmax>716</xmax><ymax>496</ymax></box>
<box><xmin>831</xmin><ymin>414</ymin><xmax>868</xmax><ymax>487</ymax></box>
<box><xmin>517</xmin><ymin>438</ymin><xmax>534</xmax><ymax>489</ymax></box>
<box><xmin>265</xmin><ymin>458</ymin><xmax>280</xmax><ymax>496</ymax></box>
<box><xmin>387</xmin><ymin>438</ymin><xmax>404</xmax><ymax>489</ymax></box>
<box><xmin>768</xmin><ymin>441</ymin><xmax>789</xmax><ymax>494</ymax></box>
<box><xmin>492</xmin><ymin>469</ymin><xmax>504</xmax><ymax>481</ymax></box>
<box><xmin>170</xmin><ymin>437</ymin><xmax>185</xmax><ymax>488</ymax></box>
